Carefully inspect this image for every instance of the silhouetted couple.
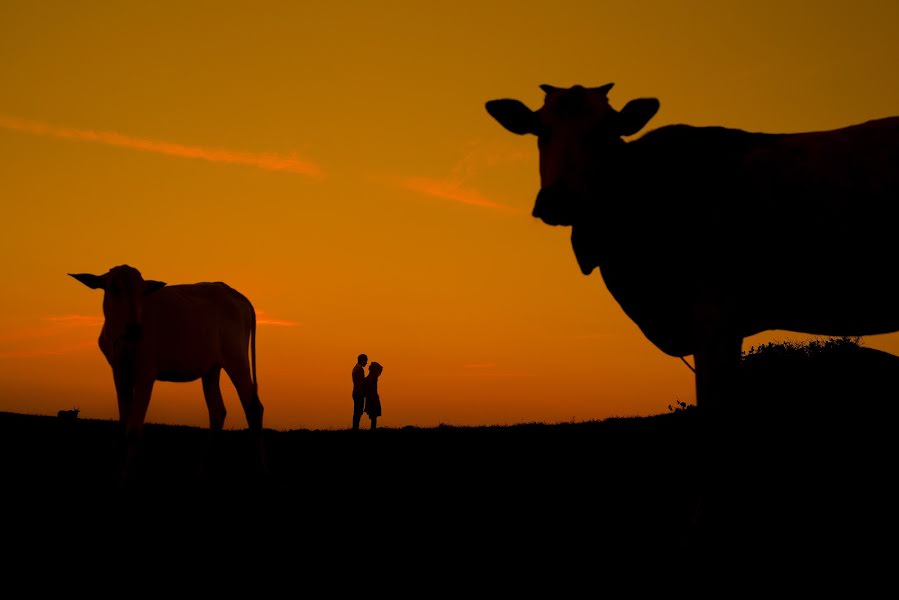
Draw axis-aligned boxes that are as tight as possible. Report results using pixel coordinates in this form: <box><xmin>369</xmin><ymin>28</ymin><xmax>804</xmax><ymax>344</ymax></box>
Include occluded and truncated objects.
<box><xmin>351</xmin><ymin>353</ymin><xmax>383</xmax><ymax>430</ymax></box>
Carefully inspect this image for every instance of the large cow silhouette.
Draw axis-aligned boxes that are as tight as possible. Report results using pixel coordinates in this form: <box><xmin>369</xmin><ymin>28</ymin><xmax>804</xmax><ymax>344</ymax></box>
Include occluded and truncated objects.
<box><xmin>487</xmin><ymin>84</ymin><xmax>899</xmax><ymax>410</ymax></box>
<box><xmin>71</xmin><ymin>265</ymin><xmax>265</xmax><ymax>477</ymax></box>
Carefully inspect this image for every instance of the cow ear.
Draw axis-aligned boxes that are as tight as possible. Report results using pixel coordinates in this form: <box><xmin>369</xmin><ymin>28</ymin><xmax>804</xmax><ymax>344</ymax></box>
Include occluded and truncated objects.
<box><xmin>144</xmin><ymin>280</ymin><xmax>167</xmax><ymax>295</ymax></box>
<box><xmin>486</xmin><ymin>99</ymin><xmax>539</xmax><ymax>135</ymax></box>
<box><xmin>617</xmin><ymin>98</ymin><xmax>660</xmax><ymax>136</ymax></box>
<box><xmin>592</xmin><ymin>82</ymin><xmax>614</xmax><ymax>96</ymax></box>
<box><xmin>69</xmin><ymin>273</ymin><xmax>106</xmax><ymax>290</ymax></box>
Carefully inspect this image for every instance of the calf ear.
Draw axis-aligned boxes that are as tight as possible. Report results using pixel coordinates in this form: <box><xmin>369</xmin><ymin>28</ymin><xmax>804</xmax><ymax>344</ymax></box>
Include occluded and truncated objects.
<box><xmin>68</xmin><ymin>273</ymin><xmax>106</xmax><ymax>290</ymax></box>
<box><xmin>486</xmin><ymin>99</ymin><xmax>539</xmax><ymax>135</ymax></box>
<box><xmin>617</xmin><ymin>98</ymin><xmax>660</xmax><ymax>136</ymax></box>
<box><xmin>143</xmin><ymin>280</ymin><xmax>167</xmax><ymax>295</ymax></box>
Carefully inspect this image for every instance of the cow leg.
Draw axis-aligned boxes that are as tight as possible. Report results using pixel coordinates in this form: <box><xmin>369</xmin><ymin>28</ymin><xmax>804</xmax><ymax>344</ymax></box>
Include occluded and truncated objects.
<box><xmin>692</xmin><ymin>296</ymin><xmax>743</xmax><ymax>412</ymax></box>
<box><xmin>202</xmin><ymin>368</ymin><xmax>227</xmax><ymax>431</ymax></box>
<box><xmin>690</xmin><ymin>326</ymin><xmax>743</xmax><ymax>549</ymax></box>
<box><xmin>693</xmin><ymin>332</ymin><xmax>743</xmax><ymax>412</ymax></box>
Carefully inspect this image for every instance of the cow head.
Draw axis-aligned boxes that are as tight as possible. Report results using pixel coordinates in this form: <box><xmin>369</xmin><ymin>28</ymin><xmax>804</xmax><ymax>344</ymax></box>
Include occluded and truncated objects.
<box><xmin>486</xmin><ymin>84</ymin><xmax>659</xmax><ymax>271</ymax></box>
<box><xmin>69</xmin><ymin>265</ymin><xmax>166</xmax><ymax>346</ymax></box>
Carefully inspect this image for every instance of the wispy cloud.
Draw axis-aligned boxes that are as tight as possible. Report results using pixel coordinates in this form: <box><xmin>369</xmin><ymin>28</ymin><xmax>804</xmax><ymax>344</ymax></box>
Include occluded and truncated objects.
<box><xmin>0</xmin><ymin>315</ymin><xmax>102</xmax><ymax>344</ymax></box>
<box><xmin>0</xmin><ymin>315</ymin><xmax>101</xmax><ymax>359</ymax></box>
<box><xmin>393</xmin><ymin>138</ymin><xmax>522</xmax><ymax>212</ymax></box>
<box><xmin>0</xmin><ymin>309</ymin><xmax>298</xmax><ymax>359</ymax></box>
<box><xmin>45</xmin><ymin>315</ymin><xmax>104</xmax><ymax>327</ymax></box>
<box><xmin>398</xmin><ymin>177</ymin><xmax>516</xmax><ymax>211</ymax></box>
<box><xmin>0</xmin><ymin>113</ymin><xmax>323</xmax><ymax>177</ymax></box>
<box><xmin>256</xmin><ymin>310</ymin><xmax>300</xmax><ymax>327</ymax></box>
<box><xmin>0</xmin><ymin>341</ymin><xmax>95</xmax><ymax>359</ymax></box>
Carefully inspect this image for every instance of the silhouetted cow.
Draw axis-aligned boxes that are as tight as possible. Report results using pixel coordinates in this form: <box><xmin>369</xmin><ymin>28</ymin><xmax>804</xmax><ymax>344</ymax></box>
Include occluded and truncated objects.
<box><xmin>57</xmin><ymin>408</ymin><xmax>79</xmax><ymax>421</ymax></box>
<box><xmin>70</xmin><ymin>265</ymin><xmax>265</xmax><ymax>477</ymax></box>
<box><xmin>487</xmin><ymin>84</ymin><xmax>899</xmax><ymax>410</ymax></box>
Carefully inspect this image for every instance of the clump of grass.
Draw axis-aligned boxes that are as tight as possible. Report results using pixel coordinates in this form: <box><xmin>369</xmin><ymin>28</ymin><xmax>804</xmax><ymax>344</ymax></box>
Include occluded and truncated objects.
<box><xmin>668</xmin><ymin>398</ymin><xmax>693</xmax><ymax>413</ymax></box>
<box><xmin>742</xmin><ymin>335</ymin><xmax>862</xmax><ymax>361</ymax></box>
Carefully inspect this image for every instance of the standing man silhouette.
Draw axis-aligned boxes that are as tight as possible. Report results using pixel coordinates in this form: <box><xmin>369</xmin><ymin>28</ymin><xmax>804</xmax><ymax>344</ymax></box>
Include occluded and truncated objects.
<box><xmin>352</xmin><ymin>353</ymin><xmax>368</xmax><ymax>430</ymax></box>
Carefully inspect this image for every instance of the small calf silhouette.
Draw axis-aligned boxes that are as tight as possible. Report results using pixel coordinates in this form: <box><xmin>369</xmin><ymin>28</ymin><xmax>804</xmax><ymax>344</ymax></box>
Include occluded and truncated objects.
<box><xmin>69</xmin><ymin>264</ymin><xmax>266</xmax><ymax>481</ymax></box>
<box><xmin>57</xmin><ymin>408</ymin><xmax>79</xmax><ymax>421</ymax></box>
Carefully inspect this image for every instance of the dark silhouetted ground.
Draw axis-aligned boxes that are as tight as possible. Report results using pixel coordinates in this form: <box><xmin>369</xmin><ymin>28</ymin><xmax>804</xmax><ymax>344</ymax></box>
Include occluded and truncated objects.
<box><xmin>2</xmin><ymin>340</ymin><xmax>896</xmax><ymax>575</ymax></box>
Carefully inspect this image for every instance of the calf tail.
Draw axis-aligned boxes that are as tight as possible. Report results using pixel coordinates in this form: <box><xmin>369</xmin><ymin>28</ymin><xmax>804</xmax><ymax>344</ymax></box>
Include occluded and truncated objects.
<box><xmin>248</xmin><ymin>300</ymin><xmax>266</xmax><ymax>471</ymax></box>
<box><xmin>250</xmin><ymin>305</ymin><xmax>258</xmax><ymax>397</ymax></box>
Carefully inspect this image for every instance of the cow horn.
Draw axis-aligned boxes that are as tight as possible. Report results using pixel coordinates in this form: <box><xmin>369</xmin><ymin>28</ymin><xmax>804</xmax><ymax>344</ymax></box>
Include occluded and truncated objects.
<box><xmin>595</xmin><ymin>82</ymin><xmax>614</xmax><ymax>96</ymax></box>
<box><xmin>540</xmin><ymin>84</ymin><xmax>559</xmax><ymax>94</ymax></box>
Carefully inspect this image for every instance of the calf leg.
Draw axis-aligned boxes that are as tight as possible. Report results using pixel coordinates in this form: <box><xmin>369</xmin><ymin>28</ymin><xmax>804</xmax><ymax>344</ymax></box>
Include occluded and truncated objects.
<box><xmin>224</xmin><ymin>359</ymin><xmax>266</xmax><ymax>474</ymax></box>
<box><xmin>202</xmin><ymin>368</ymin><xmax>227</xmax><ymax>431</ymax></box>
<box><xmin>227</xmin><ymin>363</ymin><xmax>263</xmax><ymax>431</ymax></box>
<box><xmin>113</xmin><ymin>370</ymin><xmax>133</xmax><ymax>425</ymax></box>
<box><xmin>201</xmin><ymin>368</ymin><xmax>228</xmax><ymax>478</ymax></box>
<box><xmin>121</xmin><ymin>380</ymin><xmax>154</xmax><ymax>484</ymax></box>
<box><xmin>126</xmin><ymin>380</ymin><xmax>155</xmax><ymax>436</ymax></box>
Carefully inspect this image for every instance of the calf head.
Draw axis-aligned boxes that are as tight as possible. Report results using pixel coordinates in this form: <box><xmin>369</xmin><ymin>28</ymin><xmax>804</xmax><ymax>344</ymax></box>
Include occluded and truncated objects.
<box><xmin>486</xmin><ymin>84</ymin><xmax>659</xmax><ymax>271</ymax></box>
<box><xmin>69</xmin><ymin>265</ymin><xmax>166</xmax><ymax>364</ymax></box>
<box><xmin>70</xmin><ymin>265</ymin><xmax>166</xmax><ymax>342</ymax></box>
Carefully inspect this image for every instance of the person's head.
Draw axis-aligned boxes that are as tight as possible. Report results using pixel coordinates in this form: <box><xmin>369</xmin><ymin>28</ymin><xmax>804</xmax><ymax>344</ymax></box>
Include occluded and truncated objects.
<box><xmin>357</xmin><ymin>353</ymin><xmax>368</xmax><ymax>366</ymax></box>
<box><xmin>369</xmin><ymin>362</ymin><xmax>383</xmax><ymax>377</ymax></box>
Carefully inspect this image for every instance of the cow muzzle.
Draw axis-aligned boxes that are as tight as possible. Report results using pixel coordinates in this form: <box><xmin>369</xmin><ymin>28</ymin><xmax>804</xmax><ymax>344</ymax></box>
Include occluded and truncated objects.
<box><xmin>533</xmin><ymin>186</ymin><xmax>575</xmax><ymax>226</ymax></box>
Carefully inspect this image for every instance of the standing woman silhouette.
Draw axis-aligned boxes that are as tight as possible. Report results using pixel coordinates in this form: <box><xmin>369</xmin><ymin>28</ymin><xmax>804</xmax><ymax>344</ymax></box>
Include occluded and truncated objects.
<box><xmin>364</xmin><ymin>362</ymin><xmax>383</xmax><ymax>430</ymax></box>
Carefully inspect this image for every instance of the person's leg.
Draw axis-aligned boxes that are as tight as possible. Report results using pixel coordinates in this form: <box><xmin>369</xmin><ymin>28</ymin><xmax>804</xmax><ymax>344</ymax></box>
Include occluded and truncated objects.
<box><xmin>352</xmin><ymin>396</ymin><xmax>363</xmax><ymax>430</ymax></box>
<box><xmin>370</xmin><ymin>416</ymin><xmax>377</xmax><ymax>430</ymax></box>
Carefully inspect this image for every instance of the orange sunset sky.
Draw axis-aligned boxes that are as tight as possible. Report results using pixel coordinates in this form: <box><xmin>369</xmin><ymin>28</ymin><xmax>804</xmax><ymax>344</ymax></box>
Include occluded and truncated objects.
<box><xmin>2</xmin><ymin>1</ymin><xmax>898</xmax><ymax>430</ymax></box>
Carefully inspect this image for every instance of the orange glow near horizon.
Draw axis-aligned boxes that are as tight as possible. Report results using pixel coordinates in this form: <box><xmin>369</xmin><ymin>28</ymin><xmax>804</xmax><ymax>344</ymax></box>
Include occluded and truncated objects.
<box><xmin>2</xmin><ymin>1</ymin><xmax>898</xmax><ymax>430</ymax></box>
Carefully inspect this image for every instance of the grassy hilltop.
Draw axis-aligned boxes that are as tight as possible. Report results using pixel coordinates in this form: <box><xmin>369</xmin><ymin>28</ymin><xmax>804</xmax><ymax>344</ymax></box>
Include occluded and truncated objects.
<box><xmin>2</xmin><ymin>338</ymin><xmax>897</xmax><ymax>560</ymax></box>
